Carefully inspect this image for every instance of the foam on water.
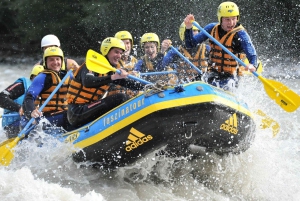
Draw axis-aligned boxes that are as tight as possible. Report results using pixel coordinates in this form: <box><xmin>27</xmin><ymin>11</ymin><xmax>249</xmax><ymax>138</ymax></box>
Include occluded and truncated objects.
<box><xmin>1</xmin><ymin>64</ymin><xmax>300</xmax><ymax>201</ymax></box>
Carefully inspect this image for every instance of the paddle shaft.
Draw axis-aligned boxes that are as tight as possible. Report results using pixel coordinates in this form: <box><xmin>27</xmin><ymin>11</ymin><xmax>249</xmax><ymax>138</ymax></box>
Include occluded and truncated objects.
<box><xmin>140</xmin><ymin>71</ymin><xmax>177</xmax><ymax>76</ymax></box>
<box><xmin>170</xmin><ymin>46</ymin><xmax>202</xmax><ymax>75</ymax></box>
<box><xmin>17</xmin><ymin>69</ymin><xmax>73</xmax><ymax>138</ymax></box>
<box><xmin>0</xmin><ymin>113</ymin><xmax>19</xmax><ymax>118</ymax></box>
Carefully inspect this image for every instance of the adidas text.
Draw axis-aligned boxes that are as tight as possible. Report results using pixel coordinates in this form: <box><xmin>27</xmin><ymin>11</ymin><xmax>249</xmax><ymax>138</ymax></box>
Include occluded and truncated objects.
<box><xmin>220</xmin><ymin>124</ymin><xmax>238</xmax><ymax>134</ymax></box>
<box><xmin>125</xmin><ymin>135</ymin><xmax>153</xmax><ymax>152</ymax></box>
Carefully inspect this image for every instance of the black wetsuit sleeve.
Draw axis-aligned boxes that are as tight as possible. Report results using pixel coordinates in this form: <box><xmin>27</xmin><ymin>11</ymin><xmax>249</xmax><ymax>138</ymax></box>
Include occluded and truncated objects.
<box><xmin>0</xmin><ymin>82</ymin><xmax>25</xmax><ymax>112</ymax></box>
<box><xmin>79</xmin><ymin>65</ymin><xmax>113</xmax><ymax>88</ymax></box>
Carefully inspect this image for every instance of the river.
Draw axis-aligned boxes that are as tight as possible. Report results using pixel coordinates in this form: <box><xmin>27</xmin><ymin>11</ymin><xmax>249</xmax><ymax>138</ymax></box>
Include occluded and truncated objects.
<box><xmin>0</xmin><ymin>60</ymin><xmax>300</xmax><ymax>201</ymax></box>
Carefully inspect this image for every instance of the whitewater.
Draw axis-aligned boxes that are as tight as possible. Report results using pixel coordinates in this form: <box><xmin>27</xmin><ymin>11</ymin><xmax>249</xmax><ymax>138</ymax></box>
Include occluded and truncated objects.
<box><xmin>0</xmin><ymin>60</ymin><xmax>300</xmax><ymax>201</ymax></box>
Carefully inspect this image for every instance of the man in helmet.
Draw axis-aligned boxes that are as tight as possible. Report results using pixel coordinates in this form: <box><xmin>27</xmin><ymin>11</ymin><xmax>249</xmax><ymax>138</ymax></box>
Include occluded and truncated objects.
<box><xmin>161</xmin><ymin>21</ymin><xmax>211</xmax><ymax>84</ymax></box>
<box><xmin>0</xmin><ymin>65</ymin><xmax>43</xmax><ymax>138</ymax></box>
<box><xmin>114</xmin><ymin>31</ymin><xmax>138</xmax><ymax>72</ymax></box>
<box><xmin>23</xmin><ymin>47</ymin><xmax>73</xmax><ymax>131</ymax></box>
<box><xmin>66</xmin><ymin>37</ymin><xmax>144</xmax><ymax>128</ymax></box>
<box><xmin>34</xmin><ymin>34</ymin><xmax>79</xmax><ymax>73</ymax></box>
<box><xmin>184</xmin><ymin>1</ymin><xmax>257</xmax><ymax>91</ymax></box>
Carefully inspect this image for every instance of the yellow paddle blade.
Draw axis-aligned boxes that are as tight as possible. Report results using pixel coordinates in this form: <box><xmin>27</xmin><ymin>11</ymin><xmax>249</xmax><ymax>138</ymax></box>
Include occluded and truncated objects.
<box><xmin>0</xmin><ymin>137</ymin><xmax>20</xmax><ymax>166</ymax></box>
<box><xmin>255</xmin><ymin>110</ymin><xmax>280</xmax><ymax>137</ymax></box>
<box><xmin>258</xmin><ymin>76</ymin><xmax>300</xmax><ymax>112</ymax></box>
<box><xmin>86</xmin><ymin>49</ymin><xmax>116</xmax><ymax>74</ymax></box>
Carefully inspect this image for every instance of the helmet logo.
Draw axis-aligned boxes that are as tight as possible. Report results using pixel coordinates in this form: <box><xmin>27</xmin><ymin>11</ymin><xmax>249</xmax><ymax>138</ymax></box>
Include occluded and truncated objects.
<box><xmin>228</xmin><ymin>9</ymin><xmax>234</xmax><ymax>13</ymax></box>
<box><xmin>105</xmin><ymin>38</ymin><xmax>111</xmax><ymax>43</ymax></box>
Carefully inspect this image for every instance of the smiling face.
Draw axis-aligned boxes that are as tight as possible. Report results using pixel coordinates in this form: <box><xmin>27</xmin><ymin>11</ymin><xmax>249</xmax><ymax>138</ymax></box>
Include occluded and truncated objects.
<box><xmin>143</xmin><ymin>42</ymin><xmax>158</xmax><ymax>59</ymax></box>
<box><xmin>107</xmin><ymin>47</ymin><xmax>124</xmax><ymax>66</ymax></box>
<box><xmin>46</xmin><ymin>56</ymin><xmax>62</xmax><ymax>72</ymax></box>
<box><xmin>221</xmin><ymin>16</ymin><xmax>238</xmax><ymax>32</ymax></box>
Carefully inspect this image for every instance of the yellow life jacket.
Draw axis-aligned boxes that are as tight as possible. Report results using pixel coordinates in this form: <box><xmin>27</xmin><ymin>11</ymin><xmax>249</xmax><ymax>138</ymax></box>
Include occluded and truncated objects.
<box><xmin>67</xmin><ymin>63</ymin><xmax>136</xmax><ymax>104</ymax></box>
<box><xmin>142</xmin><ymin>55</ymin><xmax>155</xmax><ymax>71</ymax></box>
<box><xmin>34</xmin><ymin>70</ymin><xmax>68</xmax><ymax>113</ymax></box>
<box><xmin>209</xmin><ymin>24</ymin><xmax>245</xmax><ymax>75</ymax></box>
<box><xmin>116</xmin><ymin>56</ymin><xmax>138</xmax><ymax>72</ymax></box>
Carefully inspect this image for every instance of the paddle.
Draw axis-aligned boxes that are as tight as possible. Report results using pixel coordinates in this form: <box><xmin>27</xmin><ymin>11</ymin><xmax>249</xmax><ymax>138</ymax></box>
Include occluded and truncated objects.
<box><xmin>169</xmin><ymin>46</ymin><xmax>202</xmax><ymax>75</ymax></box>
<box><xmin>0</xmin><ymin>69</ymin><xmax>73</xmax><ymax>166</ymax></box>
<box><xmin>0</xmin><ymin>113</ymin><xmax>20</xmax><ymax>118</ymax></box>
<box><xmin>86</xmin><ymin>49</ymin><xmax>152</xmax><ymax>85</ymax></box>
<box><xmin>255</xmin><ymin>109</ymin><xmax>280</xmax><ymax>137</ymax></box>
<box><xmin>140</xmin><ymin>71</ymin><xmax>177</xmax><ymax>76</ymax></box>
<box><xmin>192</xmin><ymin>21</ymin><xmax>300</xmax><ymax>112</ymax></box>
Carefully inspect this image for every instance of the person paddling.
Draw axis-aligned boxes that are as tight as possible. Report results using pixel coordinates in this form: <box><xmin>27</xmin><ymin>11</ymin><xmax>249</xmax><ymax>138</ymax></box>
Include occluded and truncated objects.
<box><xmin>23</xmin><ymin>47</ymin><xmax>74</xmax><ymax>131</ymax></box>
<box><xmin>66</xmin><ymin>37</ymin><xmax>144</xmax><ymax>128</ymax></box>
<box><xmin>0</xmin><ymin>65</ymin><xmax>43</xmax><ymax>138</ymax></box>
<box><xmin>114</xmin><ymin>30</ymin><xmax>138</xmax><ymax>73</ymax></box>
<box><xmin>184</xmin><ymin>1</ymin><xmax>257</xmax><ymax>91</ymax></box>
<box><xmin>161</xmin><ymin>21</ymin><xmax>211</xmax><ymax>84</ymax></box>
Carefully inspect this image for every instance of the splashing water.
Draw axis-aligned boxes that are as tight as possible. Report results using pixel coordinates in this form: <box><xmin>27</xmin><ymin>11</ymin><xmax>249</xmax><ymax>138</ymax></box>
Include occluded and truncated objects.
<box><xmin>0</xmin><ymin>64</ymin><xmax>300</xmax><ymax>201</ymax></box>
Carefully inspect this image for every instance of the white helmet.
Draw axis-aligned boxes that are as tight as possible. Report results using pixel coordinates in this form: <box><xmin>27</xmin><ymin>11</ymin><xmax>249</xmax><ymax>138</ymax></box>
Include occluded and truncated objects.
<box><xmin>41</xmin><ymin>34</ymin><xmax>61</xmax><ymax>48</ymax></box>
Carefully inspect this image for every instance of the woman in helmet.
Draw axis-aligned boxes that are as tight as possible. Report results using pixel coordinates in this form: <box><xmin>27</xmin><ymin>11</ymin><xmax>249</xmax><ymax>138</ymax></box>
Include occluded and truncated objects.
<box><xmin>184</xmin><ymin>1</ymin><xmax>257</xmax><ymax>91</ymax></box>
<box><xmin>34</xmin><ymin>34</ymin><xmax>79</xmax><ymax>73</ymax></box>
<box><xmin>0</xmin><ymin>65</ymin><xmax>43</xmax><ymax>138</ymax></box>
<box><xmin>161</xmin><ymin>21</ymin><xmax>211</xmax><ymax>84</ymax></box>
<box><xmin>23</xmin><ymin>47</ymin><xmax>73</xmax><ymax>131</ymax></box>
<box><xmin>66</xmin><ymin>37</ymin><xmax>143</xmax><ymax>128</ymax></box>
<box><xmin>114</xmin><ymin>30</ymin><xmax>138</xmax><ymax>72</ymax></box>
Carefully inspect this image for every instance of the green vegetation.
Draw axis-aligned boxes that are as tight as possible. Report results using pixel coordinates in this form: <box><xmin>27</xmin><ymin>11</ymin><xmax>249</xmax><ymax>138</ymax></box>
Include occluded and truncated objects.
<box><xmin>0</xmin><ymin>0</ymin><xmax>299</xmax><ymax>57</ymax></box>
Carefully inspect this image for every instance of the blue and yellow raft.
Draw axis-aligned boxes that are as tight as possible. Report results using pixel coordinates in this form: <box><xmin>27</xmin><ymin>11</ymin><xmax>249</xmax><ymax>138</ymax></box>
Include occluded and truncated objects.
<box><xmin>60</xmin><ymin>81</ymin><xmax>255</xmax><ymax>168</ymax></box>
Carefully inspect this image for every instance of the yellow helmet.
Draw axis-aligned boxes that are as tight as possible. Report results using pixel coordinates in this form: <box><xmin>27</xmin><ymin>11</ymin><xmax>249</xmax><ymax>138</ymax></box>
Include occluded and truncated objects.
<box><xmin>217</xmin><ymin>1</ymin><xmax>240</xmax><ymax>22</ymax></box>
<box><xmin>179</xmin><ymin>21</ymin><xmax>200</xmax><ymax>41</ymax></box>
<box><xmin>43</xmin><ymin>47</ymin><xmax>64</xmax><ymax>68</ymax></box>
<box><xmin>115</xmin><ymin>31</ymin><xmax>134</xmax><ymax>47</ymax></box>
<box><xmin>100</xmin><ymin>37</ymin><xmax>126</xmax><ymax>56</ymax></box>
<box><xmin>30</xmin><ymin>65</ymin><xmax>44</xmax><ymax>79</ymax></box>
<box><xmin>140</xmin><ymin>33</ymin><xmax>160</xmax><ymax>50</ymax></box>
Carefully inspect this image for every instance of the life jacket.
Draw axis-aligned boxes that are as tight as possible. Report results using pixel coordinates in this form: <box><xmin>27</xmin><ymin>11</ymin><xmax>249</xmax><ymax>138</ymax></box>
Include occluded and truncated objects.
<box><xmin>116</xmin><ymin>55</ymin><xmax>138</xmax><ymax>72</ymax></box>
<box><xmin>34</xmin><ymin>70</ymin><xmax>68</xmax><ymax>113</ymax></box>
<box><xmin>179</xmin><ymin>43</ymin><xmax>208</xmax><ymax>68</ymax></box>
<box><xmin>67</xmin><ymin>63</ymin><xmax>136</xmax><ymax>104</ymax></box>
<box><xmin>141</xmin><ymin>55</ymin><xmax>155</xmax><ymax>72</ymax></box>
<box><xmin>2</xmin><ymin>77</ymin><xmax>31</xmax><ymax>127</ymax></box>
<box><xmin>209</xmin><ymin>24</ymin><xmax>245</xmax><ymax>76</ymax></box>
<box><xmin>177</xmin><ymin>44</ymin><xmax>208</xmax><ymax>80</ymax></box>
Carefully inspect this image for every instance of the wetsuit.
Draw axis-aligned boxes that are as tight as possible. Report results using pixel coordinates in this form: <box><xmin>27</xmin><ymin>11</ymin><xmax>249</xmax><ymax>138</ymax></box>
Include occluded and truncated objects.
<box><xmin>67</xmin><ymin>63</ymin><xmax>143</xmax><ymax>128</ymax></box>
<box><xmin>0</xmin><ymin>77</ymin><xmax>31</xmax><ymax>137</ymax></box>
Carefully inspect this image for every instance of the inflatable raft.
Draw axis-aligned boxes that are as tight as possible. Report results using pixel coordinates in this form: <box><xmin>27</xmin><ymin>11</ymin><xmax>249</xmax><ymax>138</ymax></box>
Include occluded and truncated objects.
<box><xmin>58</xmin><ymin>81</ymin><xmax>256</xmax><ymax>168</ymax></box>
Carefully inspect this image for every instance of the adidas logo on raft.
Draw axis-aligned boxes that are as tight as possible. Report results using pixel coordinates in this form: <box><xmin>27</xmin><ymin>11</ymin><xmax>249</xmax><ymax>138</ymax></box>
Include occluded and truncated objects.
<box><xmin>125</xmin><ymin>127</ymin><xmax>153</xmax><ymax>152</ymax></box>
<box><xmin>220</xmin><ymin>113</ymin><xmax>239</xmax><ymax>135</ymax></box>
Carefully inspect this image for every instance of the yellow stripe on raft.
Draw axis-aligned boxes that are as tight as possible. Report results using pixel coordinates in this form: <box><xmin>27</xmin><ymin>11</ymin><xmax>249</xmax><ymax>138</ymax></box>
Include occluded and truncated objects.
<box><xmin>74</xmin><ymin>94</ymin><xmax>253</xmax><ymax>149</ymax></box>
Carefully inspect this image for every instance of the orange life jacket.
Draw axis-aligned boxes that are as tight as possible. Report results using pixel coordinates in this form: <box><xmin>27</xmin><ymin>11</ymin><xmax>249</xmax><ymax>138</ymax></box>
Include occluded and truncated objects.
<box><xmin>67</xmin><ymin>63</ymin><xmax>136</xmax><ymax>104</ymax></box>
<box><xmin>34</xmin><ymin>70</ymin><xmax>68</xmax><ymax>113</ymax></box>
<box><xmin>179</xmin><ymin>43</ymin><xmax>208</xmax><ymax>68</ymax></box>
<box><xmin>177</xmin><ymin>44</ymin><xmax>208</xmax><ymax>80</ymax></box>
<box><xmin>209</xmin><ymin>24</ymin><xmax>246</xmax><ymax>75</ymax></box>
